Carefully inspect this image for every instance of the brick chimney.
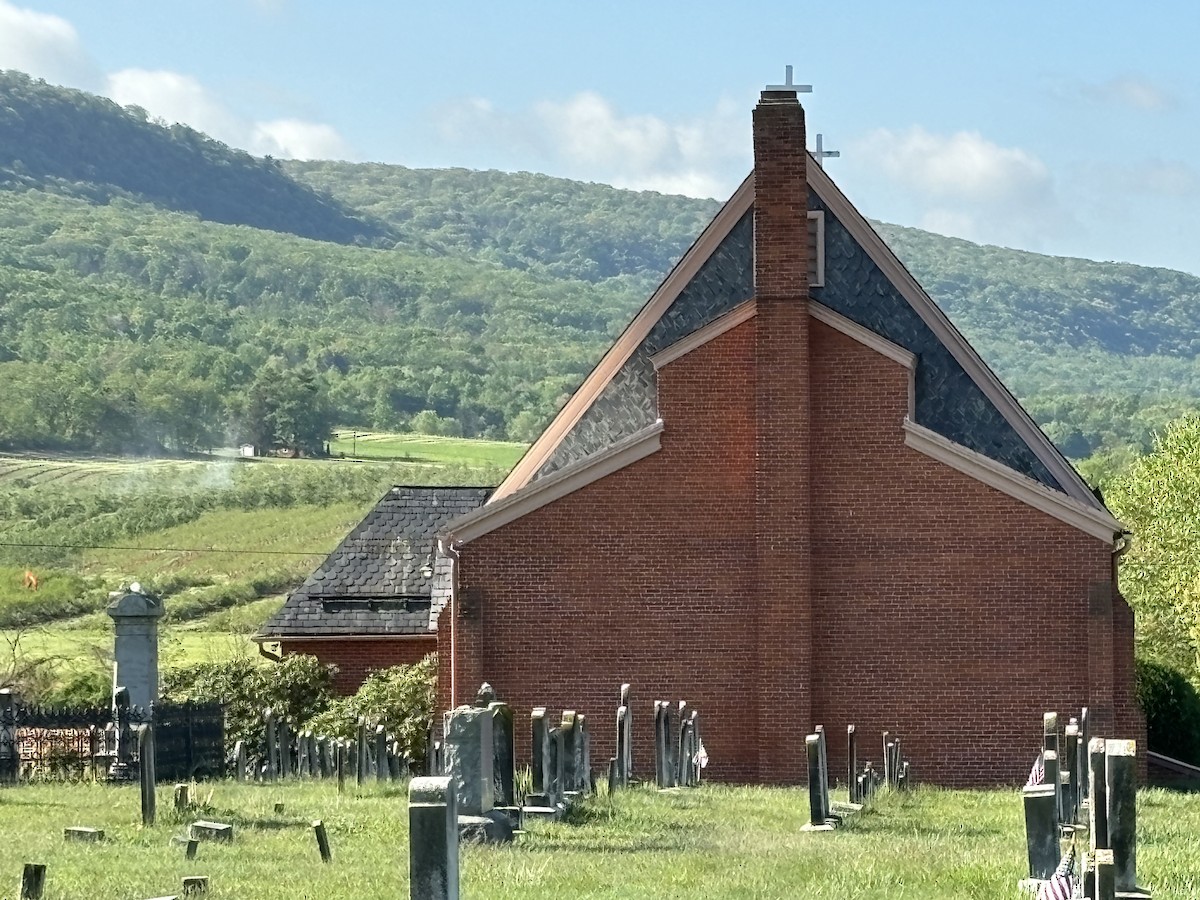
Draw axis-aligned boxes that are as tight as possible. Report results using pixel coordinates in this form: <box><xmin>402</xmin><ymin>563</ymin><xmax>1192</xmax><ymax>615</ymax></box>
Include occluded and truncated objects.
<box><xmin>752</xmin><ymin>85</ymin><xmax>812</xmax><ymax>783</ymax></box>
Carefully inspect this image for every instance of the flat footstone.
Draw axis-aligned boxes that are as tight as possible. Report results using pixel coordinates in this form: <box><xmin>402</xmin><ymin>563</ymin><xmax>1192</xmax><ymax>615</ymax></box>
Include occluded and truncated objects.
<box><xmin>190</xmin><ymin>821</ymin><xmax>233</xmax><ymax>842</ymax></box>
<box><xmin>458</xmin><ymin>814</ymin><xmax>513</xmax><ymax>844</ymax></box>
<box><xmin>64</xmin><ymin>827</ymin><xmax>104</xmax><ymax>842</ymax></box>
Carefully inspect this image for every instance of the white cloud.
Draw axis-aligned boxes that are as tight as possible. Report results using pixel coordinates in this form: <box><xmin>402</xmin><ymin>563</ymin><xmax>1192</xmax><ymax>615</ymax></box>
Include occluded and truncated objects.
<box><xmin>436</xmin><ymin>91</ymin><xmax>748</xmax><ymax>198</ymax></box>
<box><xmin>1082</xmin><ymin>76</ymin><xmax>1176</xmax><ymax>112</ymax></box>
<box><xmin>251</xmin><ymin>119</ymin><xmax>353</xmax><ymax>160</ymax></box>
<box><xmin>0</xmin><ymin>0</ymin><xmax>101</xmax><ymax>89</ymax></box>
<box><xmin>106</xmin><ymin>68</ymin><xmax>354</xmax><ymax>161</ymax></box>
<box><xmin>854</xmin><ymin>126</ymin><xmax>1069</xmax><ymax>249</ymax></box>
<box><xmin>0</xmin><ymin>3</ymin><xmax>353</xmax><ymax>162</ymax></box>
<box><xmin>107</xmin><ymin>68</ymin><xmax>243</xmax><ymax>142</ymax></box>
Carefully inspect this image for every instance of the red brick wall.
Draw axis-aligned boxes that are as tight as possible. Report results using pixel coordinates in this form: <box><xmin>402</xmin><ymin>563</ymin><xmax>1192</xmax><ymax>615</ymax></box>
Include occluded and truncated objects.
<box><xmin>281</xmin><ymin>638</ymin><xmax>436</xmax><ymax>695</ymax></box>
<box><xmin>444</xmin><ymin>319</ymin><xmax>761</xmax><ymax>781</ymax></box>
<box><xmin>807</xmin><ymin>322</ymin><xmax>1139</xmax><ymax>786</ymax></box>
<box><xmin>440</xmin><ymin>318</ymin><xmax>1140</xmax><ymax>786</ymax></box>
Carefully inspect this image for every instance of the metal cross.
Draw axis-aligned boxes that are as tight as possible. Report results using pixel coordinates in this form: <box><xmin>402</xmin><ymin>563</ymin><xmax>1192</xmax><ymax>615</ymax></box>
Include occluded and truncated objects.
<box><xmin>766</xmin><ymin>65</ymin><xmax>812</xmax><ymax>93</ymax></box>
<box><xmin>813</xmin><ymin>133</ymin><xmax>840</xmax><ymax>168</ymax></box>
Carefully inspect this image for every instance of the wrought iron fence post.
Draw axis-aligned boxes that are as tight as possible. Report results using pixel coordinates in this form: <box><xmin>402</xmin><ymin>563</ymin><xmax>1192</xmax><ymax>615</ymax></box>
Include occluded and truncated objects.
<box><xmin>0</xmin><ymin>690</ymin><xmax>17</xmax><ymax>783</ymax></box>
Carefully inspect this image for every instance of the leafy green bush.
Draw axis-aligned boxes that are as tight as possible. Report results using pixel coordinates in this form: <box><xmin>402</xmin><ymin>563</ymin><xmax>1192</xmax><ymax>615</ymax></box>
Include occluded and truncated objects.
<box><xmin>1135</xmin><ymin>656</ymin><xmax>1200</xmax><ymax>765</ymax></box>
<box><xmin>161</xmin><ymin>655</ymin><xmax>337</xmax><ymax>753</ymax></box>
<box><xmin>305</xmin><ymin>654</ymin><xmax>436</xmax><ymax>762</ymax></box>
<box><xmin>41</xmin><ymin>668</ymin><xmax>110</xmax><ymax>708</ymax></box>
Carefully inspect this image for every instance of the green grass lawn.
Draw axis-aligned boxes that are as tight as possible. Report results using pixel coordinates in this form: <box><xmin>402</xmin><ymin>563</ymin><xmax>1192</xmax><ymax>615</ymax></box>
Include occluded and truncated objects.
<box><xmin>0</xmin><ymin>782</ymin><xmax>1194</xmax><ymax>898</ymax></box>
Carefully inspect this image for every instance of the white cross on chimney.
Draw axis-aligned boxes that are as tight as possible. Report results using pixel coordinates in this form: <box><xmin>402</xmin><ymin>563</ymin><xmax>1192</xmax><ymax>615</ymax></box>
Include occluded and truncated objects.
<box><xmin>813</xmin><ymin>133</ymin><xmax>840</xmax><ymax>168</ymax></box>
<box><xmin>766</xmin><ymin>65</ymin><xmax>812</xmax><ymax>94</ymax></box>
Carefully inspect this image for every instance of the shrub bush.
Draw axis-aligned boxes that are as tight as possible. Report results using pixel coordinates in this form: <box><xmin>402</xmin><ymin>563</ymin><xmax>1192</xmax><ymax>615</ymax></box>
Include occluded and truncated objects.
<box><xmin>162</xmin><ymin>654</ymin><xmax>338</xmax><ymax>753</ymax></box>
<box><xmin>1135</xmin><ymin>656</ymin><xmax>1200</xmax><ymax>765</ymax></box>
<box><xmin>305</xmin><ymin>654</ymin><xmax>436</xmax><ymax>762</ymax></box>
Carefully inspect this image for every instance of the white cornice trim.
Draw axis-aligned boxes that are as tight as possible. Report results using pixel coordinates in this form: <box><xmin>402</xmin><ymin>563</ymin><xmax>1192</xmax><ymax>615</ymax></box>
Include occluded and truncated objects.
<box><xmin>807</xmin><ymin>161</ymin><xmax>1101</xmax><ymax>511</ymax></box>
<box><xmin>450</xmin><ymin>420</ymin><xmax>664</xmax><ymax>544</ymax></box>
<box><xmin>490</xmin><ymin>175</ymin><xmax>755</xmax><ymax>501</ymax></box>
<box><xmin>903</xmin><ymin>420</ymin><xmax>1123</xmax><ymax>543</ymax></box>
<box><xmin>809</xmin><ymin>301</ymin><xmax>916</xmax><ymax>370</ymax></box>
<box><xmin>650</xmin><ymin>300</ymin><xmax>757</xmax><ymax>370</ymax></box>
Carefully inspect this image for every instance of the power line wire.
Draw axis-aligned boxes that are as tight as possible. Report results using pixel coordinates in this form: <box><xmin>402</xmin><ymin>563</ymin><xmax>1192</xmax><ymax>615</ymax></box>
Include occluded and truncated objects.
<box><xmin>0</xmin><ymin>540</ymin><xmax>329</xmax><ymax>556</ymax></box>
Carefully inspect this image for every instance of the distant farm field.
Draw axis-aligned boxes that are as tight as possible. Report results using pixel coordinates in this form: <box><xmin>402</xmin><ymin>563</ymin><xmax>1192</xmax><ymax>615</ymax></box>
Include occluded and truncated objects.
<box><xmin>329</xmin><ymin>430</ymin><xmax>526</xmax><ymax>468</ymax></box>
<box><xmin>0</xmin><ymin>434</ymin><xmax>520</xmax><ymax>698</ymax></box>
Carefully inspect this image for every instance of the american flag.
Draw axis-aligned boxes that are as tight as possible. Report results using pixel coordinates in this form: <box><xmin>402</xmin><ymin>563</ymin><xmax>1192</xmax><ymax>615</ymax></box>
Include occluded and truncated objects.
<box><xmin>1027</xmin><ymin>751</ymin><xmax>1045</xmax><ymax>787</ymax></box>
<box><xmin>1037</xmin><ymin>844</ymin><xmax>1076</xmax><ymax>900</ymax></box>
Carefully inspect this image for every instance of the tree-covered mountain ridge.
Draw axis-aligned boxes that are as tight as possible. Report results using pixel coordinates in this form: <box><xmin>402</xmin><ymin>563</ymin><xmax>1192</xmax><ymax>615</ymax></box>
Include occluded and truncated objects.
<box><xmin>1</xmin><ymin>69</ymin><xmax>1197</xmax><ymax>461</ymax></box>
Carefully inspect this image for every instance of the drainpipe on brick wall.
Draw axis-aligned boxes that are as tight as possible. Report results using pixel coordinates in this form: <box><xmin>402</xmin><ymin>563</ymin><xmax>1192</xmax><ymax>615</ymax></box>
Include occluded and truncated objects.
<box><xmin>438</xmin><ymin>536</ymin><xmax>462</xmax><ymax>709</ymax></box>
<box><xmin>1112</xmin><ymin>530</ymin><xmax>1132</xmax><ymax>588</ymax></box>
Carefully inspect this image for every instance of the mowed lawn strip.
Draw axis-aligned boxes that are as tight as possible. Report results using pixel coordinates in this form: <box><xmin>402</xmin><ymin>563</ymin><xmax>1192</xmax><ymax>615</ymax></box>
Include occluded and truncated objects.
<box><xmin>0</xmin><ymin>782</ymin><xmax>1195</xmax><ymax>899</ymax></box>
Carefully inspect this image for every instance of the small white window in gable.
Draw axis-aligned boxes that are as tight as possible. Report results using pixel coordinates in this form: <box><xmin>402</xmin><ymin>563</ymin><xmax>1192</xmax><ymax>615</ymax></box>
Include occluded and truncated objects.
<box><xmin>808</xmin><ymin>210</ymin><xmax>825</xmax><ymax>288</ymax></box>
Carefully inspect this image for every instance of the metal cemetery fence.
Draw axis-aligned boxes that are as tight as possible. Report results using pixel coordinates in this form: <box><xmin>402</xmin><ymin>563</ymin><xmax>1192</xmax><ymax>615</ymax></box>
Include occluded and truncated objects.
<box><xmin>0</xmin><ymin>697</ymin><xmax>224</xmax><ymax>783</ymax></box>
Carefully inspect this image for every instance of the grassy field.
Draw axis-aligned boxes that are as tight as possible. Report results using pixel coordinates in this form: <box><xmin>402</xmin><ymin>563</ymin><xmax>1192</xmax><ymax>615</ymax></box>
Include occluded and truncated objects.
<box><xmin>0</xmin><ymin>434</ymin><xmax>522</xmax><ymax>697</ymax></box>
<box><xmin>0</xmin><ymin>781</ymin><xmax>1194</xmax><ymax>899</ymax></box>
<box><xmin>329</xmin><ymin>430</ymin><xmax>526</xmax><ymax>468</ymax></box>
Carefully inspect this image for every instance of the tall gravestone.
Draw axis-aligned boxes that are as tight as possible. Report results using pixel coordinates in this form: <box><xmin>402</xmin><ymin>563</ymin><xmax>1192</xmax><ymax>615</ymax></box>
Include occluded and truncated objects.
<box><xmin>443</xmin><ymin>703</ymin><xmax>493</xmax><ymax>817</ymax></box>
<box><xmin>489</xmin><ymin>701</ymin><xmax>515</xmax><ymax>808</ymax></box>
<box><xmin>106</xmin><ymin>587</ymin><xmax>164</xmax><ymax>712</ymax></box>
<box><xmin>619</xmin><ymin>683</ymin><xmax>632</xmax><ymax>786</ymax></box>
<box><xmin>529</xmin><ymin>708</ymin><xmax>549</xmax><ymax>801</ymax></box>
<box><xmin>409</xmin><ymin>776</ymin><xmax>458</xmax><ymax>900</ymax></box>
<box><xmin>1106</xmin><ymin>739</ymin><xmax>1150</xmax><ymax>898</ymax></box>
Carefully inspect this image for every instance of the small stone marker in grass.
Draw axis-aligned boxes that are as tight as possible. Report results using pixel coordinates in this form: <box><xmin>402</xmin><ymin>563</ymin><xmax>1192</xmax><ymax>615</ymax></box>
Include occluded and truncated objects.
<box><xmin>181</xmin><ymin>876</ymin><xmax>208</xmax><ymax>894</ymax></box>
<box><xmin>185</xmin><ymin>839</ymin><xmax>198</xmax><ymax>860</ymax></box>
<box><xmin>801</xmin><ymin>734</ymin><xmax>834</xmax><ymax>832</ymax></box>
<box><xmin>21</xmin><ymin>863</ymin><xmax>46</xmax><ymax>899</ymax></box>
<box><xmin>312</xmin><ymin>820</ymin><xmax>332</xmax><ymax>863</ymax></box>
<box><xmin>274</xmin><ymin>802</ymin><xmax>285</xmax><ymax>815</ymax></box>
<box><xmin>64</xmin><ymin>827</ymin><xmax>103</xmax><ymax>842</ymax></box>
<box><xmin>190</xmin><ymin>821</ymin><xmax>232</xmax><ymax>843</ymax></box>
<box><xmin>174</xmin><ymin>784</ymin><xmax>190</xmax><ymax>812</ymax></box>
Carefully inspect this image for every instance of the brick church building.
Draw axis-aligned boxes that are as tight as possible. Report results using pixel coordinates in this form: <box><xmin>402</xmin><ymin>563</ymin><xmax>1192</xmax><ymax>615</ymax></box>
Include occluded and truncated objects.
<box><xmin>260</xmin><ymin>83</ymin><xmax>1141</xmax><ymax>786</ymax></box>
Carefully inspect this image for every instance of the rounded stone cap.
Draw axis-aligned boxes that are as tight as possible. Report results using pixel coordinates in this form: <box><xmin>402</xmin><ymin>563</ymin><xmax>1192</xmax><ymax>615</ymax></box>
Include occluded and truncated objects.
<box><xmin>106</xmin><ymin>589</ymin><xmax>165</xmax><ymax>620</ymax></box>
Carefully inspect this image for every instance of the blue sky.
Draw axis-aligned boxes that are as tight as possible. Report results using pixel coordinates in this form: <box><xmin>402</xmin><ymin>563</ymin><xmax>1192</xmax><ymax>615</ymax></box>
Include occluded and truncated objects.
<box><xmin>3</xmin><ymin>0</ymin><xmax>1199</xmax><ymax>274</ymax></box>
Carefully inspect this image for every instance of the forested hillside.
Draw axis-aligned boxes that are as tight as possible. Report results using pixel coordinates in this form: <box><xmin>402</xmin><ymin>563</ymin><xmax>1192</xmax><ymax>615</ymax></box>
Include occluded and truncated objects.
<box><xmin>1</xmin><ymin>70</ymin><xmax>1198</xmax><ymax>463</ymax></box>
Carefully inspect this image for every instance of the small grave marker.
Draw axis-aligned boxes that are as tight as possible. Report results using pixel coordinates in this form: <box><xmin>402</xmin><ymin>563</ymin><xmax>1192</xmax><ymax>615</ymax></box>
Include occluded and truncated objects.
<box><xmin>313</xmin><ymin>819</ymin><xmax>332</xmax><ymax>863</ymax></box>
<box><xmin>64</xmin><ymin>827</ymin><xmax>104</xmax><ymax>842</ymax></box>
<box><xmin>190</xmin><ymin>821</ymin><xmax>233</xmax><ymax>843</ymax></box>
<box><xmin>181</xmin><ymin>876</ymin><xmax>208</xmax><ymax>894</ymax></box>
<box><xmin>409</xmin><ymin>776</ymin><xmax>458</xmax><ymax>900</ymax></box>
<box><xmin>21</xmin><ymin>863</ymin><xmax>46</xmax><ymax>899</ymax></box>
<box><xmin>185</xmin><ymin>839</ymin><xmax>198</xmax><ymax>860</ymax></box>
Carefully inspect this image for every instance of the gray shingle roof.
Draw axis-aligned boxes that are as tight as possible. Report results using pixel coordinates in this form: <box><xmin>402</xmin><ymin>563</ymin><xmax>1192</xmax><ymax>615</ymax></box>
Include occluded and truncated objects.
<box><xmin>258</xmin><ymin>485</ymin><xmax>490</xmax><ymax>638</ymax></box>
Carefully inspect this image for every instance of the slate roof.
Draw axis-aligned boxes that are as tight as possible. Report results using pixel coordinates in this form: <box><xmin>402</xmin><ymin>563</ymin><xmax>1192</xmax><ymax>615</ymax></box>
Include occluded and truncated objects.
<box><xmin>258</xmin><ymin>485</ymin><xmax>490</xmax><ymax>638</ymax></box>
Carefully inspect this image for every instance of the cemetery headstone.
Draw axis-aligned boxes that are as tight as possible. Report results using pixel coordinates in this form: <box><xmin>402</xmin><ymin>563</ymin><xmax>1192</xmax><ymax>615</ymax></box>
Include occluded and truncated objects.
<box><xmin>20</xmin><ymin>863</ymin><xmax>46</xmax><ymax>900</ymax></box>
<box><xmin>1106</xmin><ymin>739</ymin><xmax>1150</xmax><ymax>897</ymax></box>
<box><xmin>356</xmin><ymin>719</ymin><xmax>368</xmax><ymax>785</ymax></box>
<box><xmin>578</xmin><ymin>712</ymin><xmax>591</xmax><ymax>795</ymax></box>
<box><xmin>1043</xmin><ymin>712</ymin><xmax>1058</xmax><ymax>757</ymax></box>
<box><xmin>377</xmin><ymin>726</ymin><xmax>389</xmax><ymax>784</ymax></box>
<box><xmin>1063</xmin><ymin>721</ymin><xmax>1080</xmax><ymax>824</ymax></box>
<box><xmin>233</xmin><ymin>741</ymin><xmax>246</xmax><ymax>783</ymax></box>
<box><xmin>264</xmin><ymin>709</ymin><xmax>278</xmax><ymax>782</ymax></box>
<box><xmin>1089</xmin><ymin>738</ymin><xmax>1108</xmax><ymax>853</ymax></box>
<box><xmin>846</xmin><ymin>725</ymin><xmax>858</xmax><ymax>804</ymax></box>
<box><xmin>106</xmin><ymin>586</ymin><xmax>165</xmax><ymax>712</ymax></box>
<box><xmin>138</xmin><ymin>725</ymin><xmax>156</xmax><ymax>827</ymax></box>
<box><xmin>1095</xmin><ymin>848</ymin><xmax>1116</xmax><ymax>900</ymax></box>
<box><xmin>444</xmin><ymin>700</ymin><xmax>494</xmax><ymax>816</ymax></box>
<box><xmin>190</xmin><ymin>821</ymin><xmax>233</xmax><ymax>843</ymax></box>
<box><xmin>618</xmin><ymin>683</ymin><xmax>632</xmax><ymax>787</ymax></box>
<box><xmin>559</xmin><ymin>710</ymin><xmax>579</xmax><ymax>797</ymax></box>
<box><xmin>409</xmin><ymin>776</ymin><xmax>458</xmax><ymax>900</ymax></box>
<box><xmin>801</xmin><ymin>735</ymin><xmax>833</xmax><ymax>832</ymax></box>
<box><xmin>489</xmin><ymin>701</ymin><xmax>515</xmax><ymax>807</ymax></box>
<box><xmin>1021</xmin><ymin>784</ymin><xmax>1058</xmax><ymax>880</ymax></box>
<box><xmin>279</xmin><ymin>721</ymin><xmax>292</xmax><ymax>779</ymax></box>
<box><xmin>1042</xmin><ymin>749</ymin><xmax>1060</xmax><ymax>827</ymax></box>
<box><xmin>185</xmin><ymin>839</ymin><xmax>198</xmax><ymax>861</ymax></box>
<box><xmin>181</xmin><ymin>876</ymin><xmax>208</xmax><ymax>895</ymax></box>
<box><xmin>312</xmin><ymin>820</ymin><xmax>332</xmax><ymax>863</ymax></box>
<box><xmin>529</xmin><ymin>707</ymin><xmax>549</xmax><ymax>802</ymax></box>
<box><xmin>64</xmin><ymin>827</ymin><xmax>103</xmax><ymax>842</ymax></box>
